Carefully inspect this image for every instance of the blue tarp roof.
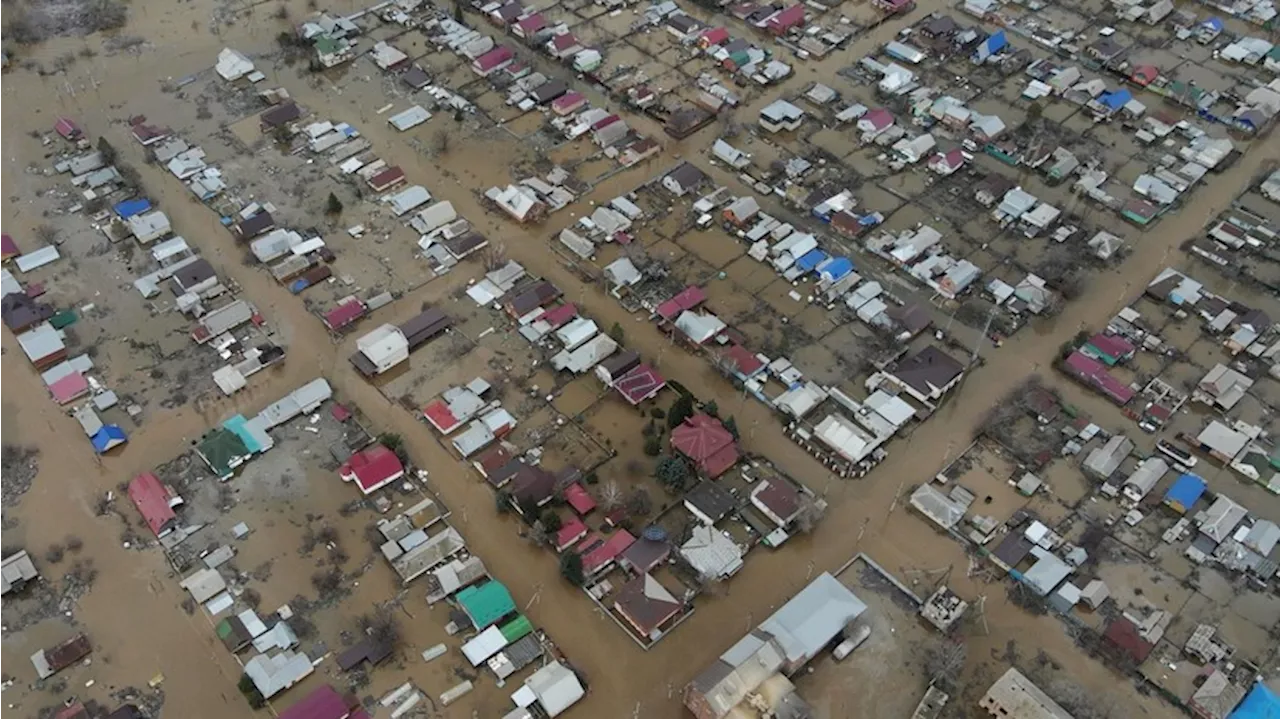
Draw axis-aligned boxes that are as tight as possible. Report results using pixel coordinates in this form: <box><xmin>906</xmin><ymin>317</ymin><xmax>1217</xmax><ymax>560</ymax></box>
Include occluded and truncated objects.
<box><xmin>91</xmin><ymin>425</ymin><xmax>128</xmax><ymax>454</ymax></box>
<box><xmin>859</xmin><ymin>212</ymin><xmax>884</xmax><ymax>226</ymax></box>
<box><xmin>114</xmin><ymin>198</ymin><xmax>152</xmax><ymax>218</ymax></box>
<box><xmin>1164</xmin><ymin>473</ymin><xmax>1206</xmax><ymax>512</ymax></box>
<box><xmin>819</xmin><ymin>257</ymin><xmax>854</xmax><ymax>281</ymax></box>
<box><xmin>1099</xmin><ymin>89</ymin><xmax>1132</xmax><ymax>110</ymax></box>
<box><xmin>796</xmin><ymin>249</ymin><xmax>828</xmax><ymax>272</ymax></box>
<box><xmin>1230</xmin><ymin>683</ymin><xmax>1279</xmax><ymax>719</ymax></box>
<box><xmin>1202</xmin><ymin>17</ymin><xmax>1224</xmax><ymax>31</ymax></box>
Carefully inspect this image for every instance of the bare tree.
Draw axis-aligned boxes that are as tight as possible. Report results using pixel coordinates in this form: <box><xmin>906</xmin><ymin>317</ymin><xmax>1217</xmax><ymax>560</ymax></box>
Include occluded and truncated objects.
<box><xmin>431</xmin><ymin>129</ymin><xmax>451</xmax><ymax>155</ymax></box>
<box><xmin>481</xmin><ymin>241</ymin><xmax>508</xmax><ymax>272</ymax></box>
<box><xmin>793</xmin><ymin>494</ymin><xmax>827</xmax><ymax>534</ymax></box>
<box><xmin>599</xmin><ymin>480</ymin><xmax>624</xmax><ymax>511</ymax></box>
<box><xmin>526</xmin><ymin>520</ymin><xmax>549</xmax><ymax>547</ymax></box>
<box><xmin>923</xmin><ymin>639</ymin><xmax>968</xmax><ymax>693</ymax></box>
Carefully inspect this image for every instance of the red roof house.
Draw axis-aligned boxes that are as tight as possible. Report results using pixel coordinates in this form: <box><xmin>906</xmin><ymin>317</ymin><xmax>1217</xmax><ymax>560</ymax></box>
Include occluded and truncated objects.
<box><xmin>54</xmin><ymin>117</ymin><xmax>82</xmax><ymax>140</ymax></box>
<box><xmin>128</xmin><ymin>472</ymin><xmax>181</xmax><ymax>537</ymax></box>
<box><xmin>563</xmin><ymin>483</ymin><xmax>597</xmax><ymax>515</ymax></box>
<box><xmin>536</xmin><ymin>303</ymin><xmax>579</xmax><ymax>329</ymax></box>
<box><xmin>340</xmin><ymin>444</ymin><xmax>405</xmax><ymax>495</ymax></box>
<box><xmin>928</xmin><ymin>148</ymin><xmax>965</xmax><ymax>175</ymax></box>
<box><xmin>750</xmin><ymin>479</ymin><xmax>801</xmax><ymax>526</ymax></box>
<box><xmin>555</xmin><ymin>516</ymin><xmax>589</xmax><ymax>552</ymax></box>
<box><xmin>1102</xmin><ymin>617</ymin><xmax>1154</xmax><ymax>664</ymax></box>
<box><xmin>473</xmin><ymin>46</ymin><xmax>514</xmax><ymax>76</ymax></box>
<box><xmin>323</xmin><ymin>299</ymin><xmax>367</xmax><ymax>332</ymax></box>
<box><xmin>513</xmin><ymin>13</ymin><xmax>547</xmax><ymax>37</ymax></box>
<box><xmin>671</xmin><ymin>414</ymin><xmax>740</xmax><ymax>478</ymax></box>
<box><xmin>579</xmin><ymin>530</ymin><xmax>636</xmax><ymax>576</ymax></box>
<box><xmin>278</xmin><ymin>684</ymin><xmax>370</xmax><ymax>719</ymax></box>
<box><xmin>766</xmin><ymin>5</ymin><xmax>805</xmax><ymax>34</ymax></box>
<box><xmin>49</xmin><ymin>371</ymin><xmax>90</xmax><ymax>405</ymax></box>
<box><xmin>655</xmin><ymin>285</ymin><xmax>707</xmax><ymax>321</ymax></box>
<box><xmin>1062</xmin><ymin>351</ymin><xmax>1135</xmax><ymax>406</ymax></box>
<box><xmin>552</xmin><ymin>92</ymin><xmax>587</xmax><ymax>116</ymax></box>
<box><xmin>718</xmin><ymin>345</ymin><xmax>765</xmax><ymax>379</ymax></box>
<box><xmin>2</xmin><ymin>233</ymin><xmax>19</xmax><ymax>260</ymax></box>
<box><xmin>367</xmin><ymin>166</ymin><xmax>406</xmax><ymax>193</ymax></box>
<box><xmin>1130</xmin><ymin>64</ymin><xmax>1159</xmax><ymax>87</ymax></box>
<box><xmin>700</xmin><ymin>27</ymin><xmax>730</xmax><ymax>47</ymax></box>
<box><xmin>614</xmin><ymin>364</ymin><xmax>667</xmax><ymax>405</ymax></box>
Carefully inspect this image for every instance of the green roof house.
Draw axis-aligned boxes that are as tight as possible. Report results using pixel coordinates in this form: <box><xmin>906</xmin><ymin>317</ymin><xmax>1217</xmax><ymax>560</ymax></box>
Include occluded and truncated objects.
<box><xmin>457</xmin><ymin>581</ymin><xmax>516</xmax><ymax>630</ymax></box>
<box><xmin>197</xmin><ymin>427</ymin><xmax>252</xmax><ymax>480</ymax></box>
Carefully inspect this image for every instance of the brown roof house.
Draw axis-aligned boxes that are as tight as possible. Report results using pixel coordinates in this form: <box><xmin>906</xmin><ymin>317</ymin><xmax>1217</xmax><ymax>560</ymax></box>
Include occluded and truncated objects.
<box><xmin>883</xmin><ymin>345</ymin><xmax>964</xmax><ymax>406</ymax></box>
<box><xmin>2</xmin><ymin>293</ymin><xmax>55</xmax><ymax>334</ymax></box>
<box><xmin>750</xmin><ymin>479</ymin><xmax>801</xmax><ymax>527</ymax></box>
<box><xmin>662</xmin><ymin>162</ymin><xmax>710</xmax><ymax>197</ymax></box>
<box><xmin>614</xmin><ymin>573</ymin><xmax>685</xmax><ymax>641</ymax></box>
<box><xmin>32</xmin><ymin>633</ymin><xmax>92</xmax><ymax>679</ymax></box>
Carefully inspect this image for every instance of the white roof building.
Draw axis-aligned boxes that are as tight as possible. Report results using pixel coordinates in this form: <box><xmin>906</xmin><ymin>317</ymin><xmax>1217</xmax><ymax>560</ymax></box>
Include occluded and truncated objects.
<box><xmin>523</xmin><ymin>661</ymin><xmax>585</xmax><ymax>717</ymax></box>
<box><xmin>680</xmin><ymin>525</ymin><xmax>744</xmax><ymax>581</ymax></box>
<box><xmin>1199</xmin><ymin>495</ymin><xmax>1247</xmax><ymax>544</ymax></box>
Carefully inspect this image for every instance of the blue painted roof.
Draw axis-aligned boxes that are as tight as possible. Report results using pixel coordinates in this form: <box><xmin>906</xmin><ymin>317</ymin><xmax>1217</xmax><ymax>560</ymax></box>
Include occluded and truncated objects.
<box><xmin>114</xmin><ymin>198</ymin><xmax>152</xmax><ymax>218</ymax></box>
<box><xmin>859</xmin><ymin>212</ymin><xmax>884</xmax><ymax>226</ymax></box>
<box><xmin>1099</xmin><ymin>88</ymin><xmax>1132</xmax><ymax>110</ymax></box>
<box><xmin>796</xmin><ymin>249</ymin><xmax>828</xmax><ymax>272</ymax></box>
<box><xmin>1164</xmin><ymin>473</ymin><xmax>1206</xmax><ymax>511</ymax></box>
<box><xmin>1230</xmin><ymin>683</ymin><xmax>1279</xmax><ymax>719</ymax></box>
<box><xmin>820</xmin><ymin>257</ymin><xmax>854</xmax><ymax>281</ymax></box>
<box><xmin>91</xmin><ymin>425</ymin><xmax>128</xmax><ymax>453</ymax></box>
<box><xmin>1202</xmin><ymin>17</ymin><xmax>1224</xmax><ymax>31</ymax></box>
<box><xmin>987</xmin><ymin>30</ymin><xmax>1008</xmax><ymax>53</ymax></box>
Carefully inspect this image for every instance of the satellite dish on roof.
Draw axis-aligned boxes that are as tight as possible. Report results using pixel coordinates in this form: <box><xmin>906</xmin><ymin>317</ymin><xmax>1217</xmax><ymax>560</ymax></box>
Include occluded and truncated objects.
<box><xmin>642</xmin><ymin>526</ymin><xmax>667</xmax><ymax>542</ymax></box>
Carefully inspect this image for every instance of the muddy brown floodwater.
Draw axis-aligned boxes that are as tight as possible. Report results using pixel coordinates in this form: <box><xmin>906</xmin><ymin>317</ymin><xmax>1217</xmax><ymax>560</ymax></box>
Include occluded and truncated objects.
<box><xmin>3</xmin><ymin>0</ymin><xmax>1277</xmax><ymax>716</ymax></box>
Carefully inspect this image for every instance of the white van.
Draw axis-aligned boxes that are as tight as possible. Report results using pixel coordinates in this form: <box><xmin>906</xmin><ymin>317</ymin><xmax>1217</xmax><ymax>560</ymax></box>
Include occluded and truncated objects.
<box><xmin>833</xmin><ymin>625</ymin><xmax>871</xmax><ymax>660</ymax></box>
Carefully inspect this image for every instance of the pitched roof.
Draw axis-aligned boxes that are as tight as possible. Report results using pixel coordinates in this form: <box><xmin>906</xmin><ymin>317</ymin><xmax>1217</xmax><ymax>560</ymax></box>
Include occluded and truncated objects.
<box><xmin>752</xmin><ymin>479</ymin><xmax>800</xmax><ymax>523</ymax></box>
<box><xmin>671</xmin><ymin>414</ymin><xmax>739</xmax><ymax>478</ymax></box>
<box><xmin>579</xmin><ymin>529</ymin><xmax>636</xmax><ymax>575</ymax></box>
<box><xmin>339</xmin><ymin>444</ymin><xmax>405</xmax><ymax>494</ymax></box>
<box><xmin>615</xmin><ymin>364</ymin><xmax>666</xmax><ymax>404</ymax></box>
<box><xmin>685</xmin><ymin>481</ymin><xmax>737</xmax><ymax>523</ymax></box>
<box><xmin>278</xmin><ymin>685</ymin><xmax>366</xmax><ymax>719</ymax></box>
<box><xmin>892</xmin><ymin>346</ymin><xmax>964</xmax><ymax>397</ymax></box>
<box><xmin>128</xmin><ymin>472</ymin><xmax>177</xmax><ymax>536</ymax></box>
<box><xmin>615</xmin><ymin>573</ymin><xmax>682</xmax><ymax>635</ymax></box>
<box><xmin>510</xmin><ymin>464</ymin><xmax>557</xmax><ymax>505</ymax></box>
<box><xmin>563</xmin><ymin>483</ymin><xmax>597</xmax><ymax>515</ymax></box>
<box><xmin>457</xmin><ymin>581</ymin><xmax>516</xmax><ymax>629</ymax></box>
<box><xmin>656</xmin><ymin>285</ymin><xmax>707</xmax><ymax>320</ymax></box>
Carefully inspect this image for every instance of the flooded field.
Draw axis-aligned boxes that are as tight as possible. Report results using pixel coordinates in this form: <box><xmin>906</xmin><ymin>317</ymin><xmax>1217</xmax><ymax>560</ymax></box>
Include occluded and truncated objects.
<box><xmin>3</xmin><ymin>0</ymin><xmax>1280</xmax><ymax>715</ymax></box>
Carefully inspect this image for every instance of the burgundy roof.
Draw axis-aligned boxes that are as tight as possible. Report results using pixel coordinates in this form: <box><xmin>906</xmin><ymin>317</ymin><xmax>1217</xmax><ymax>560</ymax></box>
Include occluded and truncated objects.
<box><xmin>719</xmin><ymin>345</ymin><xmax>765</xmax><ymax>377</ymax></box>
<box><xmin>368</xmin><ymin>166</ymin><xmax>405</xmax><ymax>191</ymax></box>
<box><xmin>511</xmin><ymin>464</ymin><xmax>557</xmax><ymax>504</ymax></box>
<box><xmin>1087</xmin><ymin>333</ymin><xmax>1134</xmax><ymax>358</ymax></box>
<box><xmin>536</xmin><ymin>303</ymin><xmax>578</xmax><ymax>328</ymax></box>
<box><xmin>278</xmin><ymin>685</ymin><xmax>362</xmax><ymax>719</ymax></box>
<box><xmin>54</xmin><ymin>117</ymin><xmax>82</xmax><ymax>139</ymax></box>
<box><xmin>552</xmin><ymin>92</ymin><xmax>586</xmax><ymax>113</ymax></box>
<box><xmin>563</xmin><ymin>483</ymin><xmax>597</xmax><ymax>515</ymax></box>
<box><xmin>556</xmin><ymin>516</ymin><xmax>588</xmax><ymax>551</ymax></box>
<box><xmin>129</xmin><ymin>472</ymin><xmax>177</xmax><ymax>537</ymax></box>
<box><xmin>671</xmin><ymin>414</ymin><xmax>740</xmax><ymax>478</ymax></box>
<box><xmin>753</xmin><ymin>479</ymin><xmax>800</xmax><ymax>522</ymax></box>
<box><xmin>766</xmin><ymin>4</ymin><xmax>805</xmax><ymax>33</ymax></box>
<box><xmin>516</xmin><ymin>13</ymin><xmax>547</xmax><ymax>33</ymax></box>
<box><xmin>861</xmin><ymin>108</ymin><xmax>894</xmax><ymax>130</ymax></box>
<box><xmin>340</xmin><ymin>444</ymin><xmax>404</xmax><ymax>493</ymax></box>
<box><xmin>474</xmin><ymin>445</ymin><xmax>514</xmax><ymax>477</ymax></box>
<box><xmin>580</xmin><ymin>529</ymin><xmax>636</xmax><ymax>575</ymax></box>
<box><xmin>324</xmin><ymin>299</ymin><xmax>367</xmax><ymax>330</ymax></box>
<box><xmin>614</xmin><ymin>364</ymin><xmax>666</xmax><ymax>405</ymax></box>
<box><xmin>474</xmin><ymin>46</ymin><xmax>514</xmax><ymax>71</ymax></box>
<box><xmin>655</xmin><ymin>285</ymin><xmax>707</xmax><ymax>320</ymax></box>
<box><xmin>591</xmin><ymin>114</ymin><xmax>622</xmax><ymax>131</ymax></box>
<box><xmin>2</xmin><ymin>233</ymin><xmax>19</xmax><ymax>259</ymax></box>
<box><xmin>701</xmin><ymin>27</ymin><xmax>730</xmax><ymax>45</ymax></box>
<box><xmin>551</xmin><ymin>33</ymin><xmax>579</xmax><ymax>50</ymax></box>
<box><xmin>1103</xmin><ymin>618</ymin><xmax>1154</xmax><ymax>663</ymax></box>
<box><xmin>1062</xmin><ymin>351</ymin><xmax>1134</xmax><ymax>405</ymax></box>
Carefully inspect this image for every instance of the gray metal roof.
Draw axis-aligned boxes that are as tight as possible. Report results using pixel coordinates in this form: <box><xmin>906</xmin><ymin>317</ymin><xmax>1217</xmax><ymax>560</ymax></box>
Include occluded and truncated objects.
<box><xmin>758</xmin><ymin>572</ymin><xmax>866</xmax><ymax>666</ymax></box>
